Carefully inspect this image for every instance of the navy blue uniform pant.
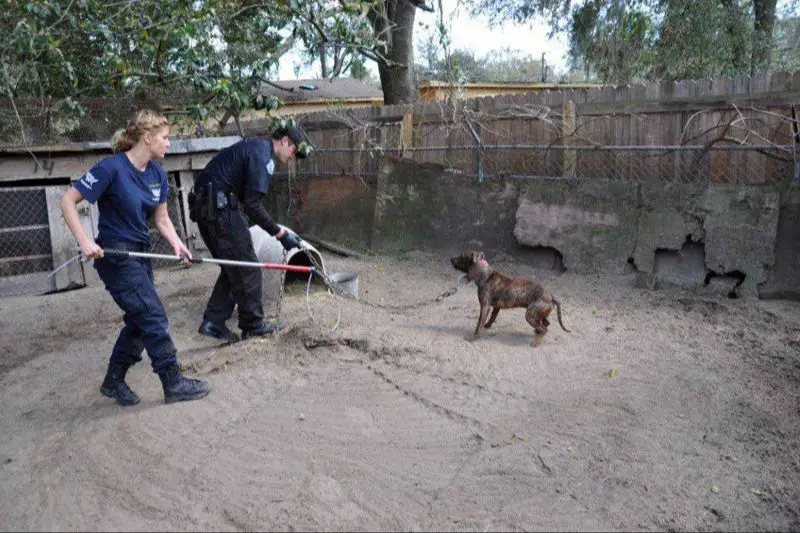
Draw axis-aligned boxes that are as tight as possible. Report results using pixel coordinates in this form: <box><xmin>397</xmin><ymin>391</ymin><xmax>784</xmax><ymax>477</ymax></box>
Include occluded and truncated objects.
<box><xmin>197</xmin><ymin>208</ymin><xmax>264</xmax><ymax>331</ymax></box>
<box><xmin>94</xmin><ymin>242</ymin><xmax>178</xmax><ymax>373</ymax></box>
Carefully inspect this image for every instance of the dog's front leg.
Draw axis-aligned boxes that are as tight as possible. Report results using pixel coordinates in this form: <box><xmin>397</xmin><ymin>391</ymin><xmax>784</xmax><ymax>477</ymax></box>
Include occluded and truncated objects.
<box><xmin>484</xmin><ymin>307</ymin><xmax>500</xmax><ymax>329</ymax></box>
<box><xmin>472</xmin><ymin>302</ymin><xmax>491</xmax><ymax>340</ymax></box>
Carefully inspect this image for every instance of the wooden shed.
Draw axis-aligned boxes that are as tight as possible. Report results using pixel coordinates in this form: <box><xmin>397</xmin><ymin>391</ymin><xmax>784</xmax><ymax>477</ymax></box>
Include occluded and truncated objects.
<box><xmin>0</xmin><ymin>137</ymin><xmax>240</xmax><ymax>297</ymax></box>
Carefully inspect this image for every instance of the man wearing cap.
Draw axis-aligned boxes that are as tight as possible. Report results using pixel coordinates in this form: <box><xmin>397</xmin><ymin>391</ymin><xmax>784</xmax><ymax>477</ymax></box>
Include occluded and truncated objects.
<box><xmin>189</xmin><ymin>123</ymin><xmax>313</xmax><ymax>342</ymax></box>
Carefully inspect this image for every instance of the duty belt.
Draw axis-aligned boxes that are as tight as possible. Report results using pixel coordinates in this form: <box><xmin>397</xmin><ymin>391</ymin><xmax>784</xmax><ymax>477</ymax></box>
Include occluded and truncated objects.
<box><xmin>190</xmin><ymin>183</ymin><xmax>239</xmax><ymax>221</ymax></box>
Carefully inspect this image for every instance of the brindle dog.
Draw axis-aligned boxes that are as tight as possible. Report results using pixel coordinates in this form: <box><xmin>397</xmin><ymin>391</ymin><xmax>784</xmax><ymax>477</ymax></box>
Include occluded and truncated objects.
<box><xmin>451</xmin><ymin>251</ymin><xmax>570</xmax><ymax>347</ymax></box>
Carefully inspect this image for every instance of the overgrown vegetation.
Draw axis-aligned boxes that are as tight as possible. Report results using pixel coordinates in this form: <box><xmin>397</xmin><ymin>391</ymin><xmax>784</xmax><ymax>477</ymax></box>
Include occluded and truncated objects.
<box><xmin>469</xmin><ymin>0</ymin><xmax>799</xmax><ymax>83</ymax></box>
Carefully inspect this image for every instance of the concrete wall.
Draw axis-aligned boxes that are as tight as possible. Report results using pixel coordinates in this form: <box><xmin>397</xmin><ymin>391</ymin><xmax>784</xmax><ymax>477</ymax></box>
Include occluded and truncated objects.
<box><xmin>702</xmin><ymin>185</ymin><xmax>781</xmax><ymax>296</ymax></box>
<box><xmin>266</xmin><ymin>175</ymin><xmax>377</xmax><ymax>251</ymax></box>
<box><xmin>514</xmin><ymin>179</ymin><xmax>640</xmax><ymax>274</ymax></box>
<box><xmin>370</xmin><ymin>158</ymin><xmax>521</xmax><ymax>253</ymax></box>
<box><xmin>760</xmin><ymin>183</ymin><xmax>800</xmax><ymax>300</ymax></box>
<box><xmin>276</xmin><ymin>157</ymin><xmax>800</xmax><ymax>300</ymax></box>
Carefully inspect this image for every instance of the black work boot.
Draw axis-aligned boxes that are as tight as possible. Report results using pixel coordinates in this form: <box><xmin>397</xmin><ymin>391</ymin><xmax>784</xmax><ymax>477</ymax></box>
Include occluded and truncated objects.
<box><xmin>159</xmin><ymin>366</ymin><xmax>210</xmax><ymax>404</ymax></box>
<box><xmin>198</xmin><ymin>319</ymin><xmax>240</xmax><ymax>344</ymax></box>
<box><xmin>241</xmin><ymin>320</ymin><xmax>285</xmax><ymax>340</ymax></box>
<box><xmin>100</xmin><ymin>364</ymin><xmax>141</xmax><ymax>406</ymax></box>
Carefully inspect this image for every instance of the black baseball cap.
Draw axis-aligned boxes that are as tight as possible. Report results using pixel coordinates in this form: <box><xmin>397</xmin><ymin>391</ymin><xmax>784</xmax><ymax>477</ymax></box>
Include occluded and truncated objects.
<box><xmin>271</xmin><ymin>119</ymin><xmax>313</xmax><ymax>159</ymax></box>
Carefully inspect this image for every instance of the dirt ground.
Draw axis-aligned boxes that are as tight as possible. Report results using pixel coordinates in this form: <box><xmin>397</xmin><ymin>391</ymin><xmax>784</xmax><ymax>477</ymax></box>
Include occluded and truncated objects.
<box><xmin>1</xmin><ymin>248</ymin><xmax>799</xmax><ymax>532</ymax></box>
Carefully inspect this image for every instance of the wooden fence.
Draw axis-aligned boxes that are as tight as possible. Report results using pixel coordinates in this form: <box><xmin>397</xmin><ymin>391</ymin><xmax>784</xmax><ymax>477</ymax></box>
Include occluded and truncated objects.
<box><xmin>234</xmin><ymin>72</ymin><xmax>800</xmax><ymax>185</ymax></box>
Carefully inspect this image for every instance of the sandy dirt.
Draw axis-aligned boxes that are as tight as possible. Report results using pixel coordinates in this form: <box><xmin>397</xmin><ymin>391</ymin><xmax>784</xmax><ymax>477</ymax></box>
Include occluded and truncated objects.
<box><xmin>1</xmin><ymin>248</ymin><xmax>799</xmax><ymax>532</ymax></box>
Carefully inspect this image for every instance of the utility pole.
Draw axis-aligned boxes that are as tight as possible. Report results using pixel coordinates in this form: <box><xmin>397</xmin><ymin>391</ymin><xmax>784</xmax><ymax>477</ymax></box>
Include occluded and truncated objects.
<box><xmin>541</xmin><ymin>53</ymin><xmax>547</xmax><ymax>82</ymax></box>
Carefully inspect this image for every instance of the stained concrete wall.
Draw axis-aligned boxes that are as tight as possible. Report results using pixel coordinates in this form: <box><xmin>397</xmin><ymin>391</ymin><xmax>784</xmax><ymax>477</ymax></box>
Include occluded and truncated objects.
<box><xmin>702</xmin><ymin>186</ymin><xmax>781</xmax><ymax>297</ymax></box>
<box><xmin>514</xmin><ymin>179</ymin><xmax>640</xmax><ymax>274</ymax></box>
<box><xmin>513</xmin><ymin>179</ymin><xmax>787</xmax><ymax>297</ymax></box>
<box><xmin>633</xmin><ymin>182</ymin><xmax>706</xmax><ymax>273</ymax></box>
<box><xmin>273</xmin><ymin>157</ymin><xmax>799</xmax><ymax>300</ymax></box>
<box><xmin>370</xmin><ymin>158</ymin><xmax>521</xmax><ymax>253</ymax></box>
<box><xmin>632</xmin><ymin>182</ymin><xmax>708</xmax><ymax>290</ymax></box>
<box><xmin>759</xmin><ymin>183</ymin><xmax>800</xmax><ymax>300</ymax></box>
<box><xmin>265</xmin><ymin>175</ymin><xmax>377</xmax><ymax>251</ymax></box>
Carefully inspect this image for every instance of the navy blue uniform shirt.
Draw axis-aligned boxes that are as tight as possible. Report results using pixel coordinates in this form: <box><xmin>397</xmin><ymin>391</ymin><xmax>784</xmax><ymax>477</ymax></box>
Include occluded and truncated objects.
<box><xmin>74</xmin><ymin>153</ymin><xmax>169</xmax><ymax>246</ymax></box>
<box><xmin>196</xmin><ymin>138</ymin><xmax>274</xmax><ymax>197</ymax></box>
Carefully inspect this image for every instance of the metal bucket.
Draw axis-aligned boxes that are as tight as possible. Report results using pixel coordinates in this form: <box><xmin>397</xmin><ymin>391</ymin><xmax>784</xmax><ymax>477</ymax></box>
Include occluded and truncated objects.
<box><xmin>327</xmin><ymin>271</ymin><xmax>359</xmax><ymax>299</ymax></box>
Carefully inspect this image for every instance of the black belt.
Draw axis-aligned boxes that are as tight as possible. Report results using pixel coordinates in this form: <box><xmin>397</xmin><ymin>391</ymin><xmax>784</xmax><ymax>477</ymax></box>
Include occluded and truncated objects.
<box><xmin>97</xmin><ymin>240</ymin><xmax>151</xmax><ymax>252</ymax></box>
<box><xmin>192</xmin><ymin>184</ymin><xmax>239</xmax><ymax>211</ymax></box>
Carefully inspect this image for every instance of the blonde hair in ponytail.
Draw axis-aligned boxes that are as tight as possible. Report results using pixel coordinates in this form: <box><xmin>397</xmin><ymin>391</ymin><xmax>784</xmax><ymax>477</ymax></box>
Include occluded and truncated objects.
<box><xmin>110</xmin><ymin>109</ymin><xmax>170</xmax><ymax>153</ymax></box>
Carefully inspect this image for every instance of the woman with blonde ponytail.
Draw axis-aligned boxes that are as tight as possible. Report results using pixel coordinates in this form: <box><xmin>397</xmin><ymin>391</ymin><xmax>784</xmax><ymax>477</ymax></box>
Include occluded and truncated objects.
<box><xmin>59</xmin><ymin>109</ymin><xmax>210</xmax><ymax>407</ymax></box>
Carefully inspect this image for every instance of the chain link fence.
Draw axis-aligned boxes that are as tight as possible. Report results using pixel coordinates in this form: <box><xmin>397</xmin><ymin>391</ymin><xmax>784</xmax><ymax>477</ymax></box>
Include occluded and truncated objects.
<box><xmin>297</xmin><ymin>143</ymin><xmax>798</xmax><ymax>184</ymax></box>
<box><xmin>0</xmin><ymin>186</ymin><xmax>54</xmax><ymax>296</ymax></box>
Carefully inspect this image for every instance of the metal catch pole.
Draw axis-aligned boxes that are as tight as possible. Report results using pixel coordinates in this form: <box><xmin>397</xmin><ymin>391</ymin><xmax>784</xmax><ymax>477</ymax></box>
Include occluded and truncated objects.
<box><xmin>102</xmin><ymin>249</ymin><xmax>315</xmax><ymax>273</ymax></box>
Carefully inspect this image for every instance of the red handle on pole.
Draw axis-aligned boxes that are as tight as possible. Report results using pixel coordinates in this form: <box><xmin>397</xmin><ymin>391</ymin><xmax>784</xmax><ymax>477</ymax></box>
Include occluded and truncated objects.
<box><xmin>261</xmin><ymin>263</ymin><xmax>313</xmax><ymax>273</ymax></box>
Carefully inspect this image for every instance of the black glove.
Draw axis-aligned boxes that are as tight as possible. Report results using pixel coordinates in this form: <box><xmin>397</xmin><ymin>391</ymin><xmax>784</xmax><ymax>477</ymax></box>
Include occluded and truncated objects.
<box><xmin>278</xmin><ymin>231</ymin><xmax>302</xmax><ymax>251</ymax></box>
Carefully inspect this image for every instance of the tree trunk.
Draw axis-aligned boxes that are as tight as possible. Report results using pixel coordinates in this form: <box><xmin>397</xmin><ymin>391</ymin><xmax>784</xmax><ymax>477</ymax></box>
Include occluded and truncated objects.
<box><xmin>752</xmin><ymin>0</ymin><xmax>778</xmax><ymax>73</ymax></box>
<box><xmin>371</xmin><ymin>0</ymin><xmax>419</xmax><ymax>105</ymax></box>
<box><xmin>318</xmin><ymin>43</ymin><xmax>329</xmax><ymax>79</ymax></box>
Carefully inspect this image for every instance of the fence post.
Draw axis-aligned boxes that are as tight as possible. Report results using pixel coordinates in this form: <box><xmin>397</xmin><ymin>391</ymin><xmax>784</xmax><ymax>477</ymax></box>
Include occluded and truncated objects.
<box><xmin>563</xmin><ymin>99</ymin><xmax>576</xmax><ymax>178</ymax></box>
<box><xmin>467</xmin><ymin>100</ymin><xmax>485</xmax><ymax>183</ymax></box>
<box><xmin>351</xmin><ymin>128</ymin><xmax>362</xmax><ymax>179</ymax></box>
<box><xmin>401</xmin><ymin>106</ymin><xmax>414</xmax><ymax>159</ymax></box>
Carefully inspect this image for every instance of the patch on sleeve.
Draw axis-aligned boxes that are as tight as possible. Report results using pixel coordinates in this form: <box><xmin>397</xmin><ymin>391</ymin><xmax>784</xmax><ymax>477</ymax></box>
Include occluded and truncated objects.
<box><xmin>80</xmin><ymin>171</ymin><xmax>98</xmax><ymax>189</ymax></box>
<box><xmin>266</xmin><ymin>159</ymin><xmax>275</xmax><ymax>175</ymax></box>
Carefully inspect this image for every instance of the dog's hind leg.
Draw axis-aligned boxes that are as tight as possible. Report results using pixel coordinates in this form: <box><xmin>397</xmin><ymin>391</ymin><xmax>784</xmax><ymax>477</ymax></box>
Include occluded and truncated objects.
<box><xmin>526</xmin><ymin>302</ymin><xmax>551</xmax><ymax>347</ymax></box>
<box><xmin>484</xmin><ymin>307</ymin><xmax>500</xmax><ymax>329</ymax></box>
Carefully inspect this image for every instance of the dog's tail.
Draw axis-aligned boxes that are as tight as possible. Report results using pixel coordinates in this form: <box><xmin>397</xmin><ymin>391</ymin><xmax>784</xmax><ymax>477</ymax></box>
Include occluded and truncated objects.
<box><xmin>553</xmin><ymin>298</ymin><xmax>570</xmax><ymax>332</ymax></box>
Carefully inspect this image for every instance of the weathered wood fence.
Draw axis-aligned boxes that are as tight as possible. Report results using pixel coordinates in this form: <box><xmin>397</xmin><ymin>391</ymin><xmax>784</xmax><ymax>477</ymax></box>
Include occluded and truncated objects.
<box><xmin>229</xmin><ymin>72</ymin><xmax>800</xmax><ymax>185</ymax></box>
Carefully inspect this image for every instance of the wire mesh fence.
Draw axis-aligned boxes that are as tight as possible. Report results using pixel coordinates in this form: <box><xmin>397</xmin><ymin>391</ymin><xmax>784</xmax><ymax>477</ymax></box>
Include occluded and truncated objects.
<box><xmin>0</xmin><ymin>175</ymin><xmax>190</xmax><ymax>298</ymax></box>
<box><xmin>296</xmin><ymin>143</ymin><xmax>798</xmax><ymax>184</ymax></box>
<box><xmin>0</xmin><ymin>186</ymin><xmax>54</xmax><ymax>296</ymax></box>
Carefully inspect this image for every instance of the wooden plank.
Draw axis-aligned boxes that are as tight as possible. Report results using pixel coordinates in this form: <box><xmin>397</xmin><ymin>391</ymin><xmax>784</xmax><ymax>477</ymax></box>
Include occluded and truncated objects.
<box><xmin>189</xmin><ymin>155</ymin><xmax>213</xmax><ymax>170</ymax></box>
<box><xmin>177</xmin><ymin>170</ymin><xmax>204</xmax><ymax>253</ymax></box>
<box><xmin>0</xmin><ymin>253</ymin><xmax>50</xmax><ymax>263</ymax></box>
<box><xmin>563</xmin><ymin>100</ymin><xmax>576</xmax><ymax>178</ymax></box>
<box><xmin>80</xmin><ymin>201</ymin><xmax>101</xmax><ymax>285</ymax></box>
<box><xmin>0</xmin><ymin>224</ymin><xmax>48</xmax><ymax>233</ymax></box>
<box><xmin>0</xmin><ymin>154</ymin><xmax>96</xmax><ymax>182</ymax></box>
<box><xmin>158</xmin><ymin>155</ymin><xmax>194</xmax><ymax>172</ymax></box>
<box><xmin>45</xmin><ymin>185</ymin><xmax>84</xmax><ymax>291</ymax></box>
<box><xmin>575</xmin><ymin>92</ymin><xmax>800</xmax><ymax>116</ymax></box>
<box><xmin>0</xmin><ymin>152</ymin><xmax>197</xmax><ymax>181</ymax></box>
<box><xmin>351</xmin><ymin>129</ymin><xmax>363</xmax><ymax>178</ymax></box>
<box><xmin>401</xmin><ymin>108</ymin><xmax>413</xmax><ymax>159</ymax></box>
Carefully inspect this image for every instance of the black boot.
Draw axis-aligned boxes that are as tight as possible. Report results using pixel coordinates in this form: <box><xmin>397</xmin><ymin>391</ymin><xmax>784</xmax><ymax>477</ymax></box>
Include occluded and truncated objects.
<box><xmin>241</xmin><ymin>320</ymin><xmax>285</xmax><ymax>340</ymax></box>
<box><xmin>159</xmin><ymin>366</ymin><xmax>210</xmax><ymax>404</ymax></box>
<box><xmin>100</xmin><ymin>363</ymin><xmax>141</xmax><ymax>406</ymax></box>
<box><xmin>198</xmin><ymin>319</ymin><xmax>240</xmax><ymax>344</ymax></box>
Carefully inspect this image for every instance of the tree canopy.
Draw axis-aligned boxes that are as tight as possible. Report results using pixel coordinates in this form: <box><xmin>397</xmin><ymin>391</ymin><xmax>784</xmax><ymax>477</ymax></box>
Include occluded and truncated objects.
<box><xmin>416</xmin><ymin>42</ymin><xmax>552</xmax><ymax>83</ymax></box>
<box><xmin>0</xmin><ymin>0</ymin><xmax>380</xmax><ymax>139</ymax></box>
<box><xmin>470</xmin><ymin>0</ymin><xmax>799</xmax><ymax>83</ymax></box>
